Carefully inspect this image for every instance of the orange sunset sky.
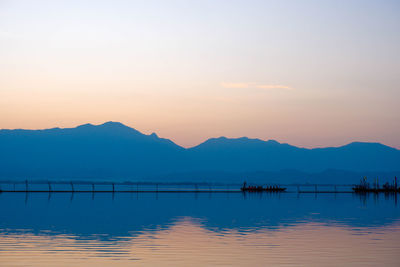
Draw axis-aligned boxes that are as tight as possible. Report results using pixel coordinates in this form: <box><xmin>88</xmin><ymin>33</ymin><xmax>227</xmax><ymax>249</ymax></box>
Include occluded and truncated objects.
<box><xmin>1</xmin><ymin>0</ymin><xmax>399</xmax><ymax>148</ymax></box>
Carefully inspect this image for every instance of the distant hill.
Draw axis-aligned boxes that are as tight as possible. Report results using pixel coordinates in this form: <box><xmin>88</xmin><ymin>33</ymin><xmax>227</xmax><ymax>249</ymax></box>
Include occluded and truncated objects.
<box><xmin>0</xmin><ymin>122</ymin><xmax>399</xmax><ymax>183</ymax></box>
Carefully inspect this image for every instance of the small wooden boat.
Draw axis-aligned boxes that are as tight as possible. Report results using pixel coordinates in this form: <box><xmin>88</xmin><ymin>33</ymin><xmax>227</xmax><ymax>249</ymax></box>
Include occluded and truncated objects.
<box><xmin>241</xmin><ymin>182</ymin><xmax>286</xmax><ymax>192</ymax></box>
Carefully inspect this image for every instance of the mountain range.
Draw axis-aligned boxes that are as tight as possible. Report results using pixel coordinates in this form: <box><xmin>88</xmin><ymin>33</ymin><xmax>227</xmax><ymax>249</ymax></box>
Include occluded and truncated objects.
<box><xmin>0</xmin><ymin>121</ymin><xmax>399</xmax><ymax>183</ymax></box>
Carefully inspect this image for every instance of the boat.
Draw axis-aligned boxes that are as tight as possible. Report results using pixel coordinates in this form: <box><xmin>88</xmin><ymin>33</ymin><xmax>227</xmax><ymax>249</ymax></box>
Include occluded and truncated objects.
<box><xmin>241</xmin><ymin>182</ymin><xmax>286</xmax><ymax>192</ymax></box>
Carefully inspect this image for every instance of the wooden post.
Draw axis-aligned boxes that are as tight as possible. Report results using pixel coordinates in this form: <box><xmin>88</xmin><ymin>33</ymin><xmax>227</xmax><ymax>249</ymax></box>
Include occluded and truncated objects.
<box><xmin>25</xmin><ymin>180</ymin><xmax>28</xmax><ymax>192</ymax></box>
<box><xmin>48</xmin><ymin>182</ymin><xmax>52</xmax><ymax>192</ymax></box>
<box><xmin>315</xmin><ymin>185</ymin><xmax>317</xmax><ymax>192</ymax></box>
<box><xmin>156</xmin><ymin>184</ymin><xmax>158</xmax><ymax>192</ymax></box>
<box><xmin>297</xmin><ymin>185</ymin><xmax>300</xmax><ymax>192</ymax></box>
<box><xmin>71</xmin><ymin>182</ymin><xmax>74</xmax><ymax>192</ymax></box>
<box><xmin>112</xmin><ymin>183</ymin><xmax>115</xmax><ymax>192</ymax></box>
<box><xmin>92</xmin><ymin>183</ymin><xmax>95</xmax><ymax>192</ymax></box>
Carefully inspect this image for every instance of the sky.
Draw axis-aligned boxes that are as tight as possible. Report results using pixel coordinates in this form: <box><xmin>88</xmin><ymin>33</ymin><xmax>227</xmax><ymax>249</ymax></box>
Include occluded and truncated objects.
<box><xmin>0</xmin><ymin>0</ymin><xmax>399</xmax><ymax>148</ymax></box>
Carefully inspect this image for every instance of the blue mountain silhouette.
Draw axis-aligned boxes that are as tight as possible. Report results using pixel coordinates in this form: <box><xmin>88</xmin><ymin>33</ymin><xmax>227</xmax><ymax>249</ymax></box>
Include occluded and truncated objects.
<box><xmin>0</xmin><ymin>122</ymin><xmax>399</xmax><ymax>182</ymax></box>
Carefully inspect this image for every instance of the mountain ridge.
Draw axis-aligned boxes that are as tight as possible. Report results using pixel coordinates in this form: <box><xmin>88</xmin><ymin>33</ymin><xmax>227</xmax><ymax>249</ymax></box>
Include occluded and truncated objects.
<box><xmin>0</xmin><ymin>122</ymin><xmax>399</xmax><ymax>182</ymax></box>
<box><xmin>2</xmin><ymin>121</ymin><xmax>397</xmax><ymax>151</ymax></box>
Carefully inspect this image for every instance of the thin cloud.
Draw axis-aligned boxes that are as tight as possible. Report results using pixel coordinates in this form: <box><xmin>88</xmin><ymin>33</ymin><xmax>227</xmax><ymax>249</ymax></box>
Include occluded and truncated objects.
<box><xmin>221</xmin><ymin>82</ymin><xmax>293</xmax><ymax>90</ymax></box>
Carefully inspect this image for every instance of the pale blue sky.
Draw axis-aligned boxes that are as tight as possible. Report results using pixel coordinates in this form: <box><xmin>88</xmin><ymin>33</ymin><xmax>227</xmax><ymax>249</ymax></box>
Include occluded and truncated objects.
<box><xmin>1</xmin><ymin>0</ymin><xmax>399</xmax><ymax>148</ymax></box>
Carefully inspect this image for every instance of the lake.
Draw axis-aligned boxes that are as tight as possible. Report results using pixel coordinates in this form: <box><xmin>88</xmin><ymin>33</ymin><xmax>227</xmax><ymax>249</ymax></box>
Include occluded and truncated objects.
<box><xmin>0</xmin><ymin>191</ymin><xmax>399</xmax><ymax>266</ymax></box>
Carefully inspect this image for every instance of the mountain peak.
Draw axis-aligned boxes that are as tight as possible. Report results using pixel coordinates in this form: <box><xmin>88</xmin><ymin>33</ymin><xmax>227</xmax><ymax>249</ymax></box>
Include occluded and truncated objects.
<box><xmin>149</xmin><ymin>132</ymin><xmax>159</xmax><ymax>138</ymax></box>
<box><xmin>340</xmin><ymin>141</ymin><xmax>396</xmax><ymax>151</ymax></box>
<box><xmin>76</xmin><ymin>123</ymin><xmax>94</xmax><ymax>128</ymax></box>
<box><xmin>77</xmin><ymin>121</ymin><xmax>130</xmax><ymax>129</ymax></box>
<box><xmin>191</xmin><ymin>136</ymin><xmax>281</xmax><ymax>150</ymax></box>
<box><xmin>72</xmin><ymin>122</ymin><xmax>144</xmax><ymax>137</ymax></box>
<box><xmin>99</xmin><ymin>121</ymin><xmax>128</xmax><ymax>128</ymax></box>
<box><xmin>266</xmin><ymin>139</ymin><xmax>280</xmax><ymax>145</ymax></box>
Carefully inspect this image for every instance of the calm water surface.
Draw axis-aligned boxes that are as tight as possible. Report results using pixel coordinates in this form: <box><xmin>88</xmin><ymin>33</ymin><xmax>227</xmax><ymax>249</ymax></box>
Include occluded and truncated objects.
<box><xmin>0</xmin><ymin>192</ymin><xmax>399</xmax><ymax>266</ymax></box>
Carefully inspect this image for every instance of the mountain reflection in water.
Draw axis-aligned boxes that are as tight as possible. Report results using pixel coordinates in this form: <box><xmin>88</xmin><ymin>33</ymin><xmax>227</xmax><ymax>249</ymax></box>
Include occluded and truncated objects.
<box><xmin>0</xmin><ymin>192</ymin><xmax>399</xmax><ymax>266</ymax></box>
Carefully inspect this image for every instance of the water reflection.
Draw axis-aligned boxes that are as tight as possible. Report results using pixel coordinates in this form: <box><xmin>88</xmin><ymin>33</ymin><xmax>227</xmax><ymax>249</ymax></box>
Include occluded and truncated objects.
<box><xmin>1</xmin><ymin>192</ymin><xmax>399</xmax><ymax>266</ymax></box>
